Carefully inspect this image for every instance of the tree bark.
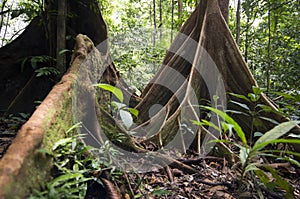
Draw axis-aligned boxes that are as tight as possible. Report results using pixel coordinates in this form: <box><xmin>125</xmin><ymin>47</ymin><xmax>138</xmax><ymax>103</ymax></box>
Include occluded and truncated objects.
<box><xmin>0</xmin><ymin>0</ymin><xmax>7</xmax><ymax>34</ymax></box>
<box><xmin>266</xmin><ymin>2</ymin><xmax>271</xmax><ymax>92</ymax></box>
<box><xmin>153</xmin><ymin>0</ymin><xmax>157</xmax><ymax>72</ymax></box>
<box><xmin>236</xmin><ymin>0</ymin><xmax>241</xmax><ymax>45</ymax></box>
<box><xmin>0</xmin><ymin>0</ymin><xmax>108</xmax><ymax>115</ymax></box>
<box><xmin>218</xmin><ymin>0</ymin><xmax>229</xmax><ymax>22</ymax></box>
<box><xmin>178</xmin><ymin>0</ymin><xmax>183</xmax><ymax>28</ymax></box>
<box><xmin>159</xmin><ymin>0</ymin><xmax>162</xmax><ymax>40</ymax></box>
<box><xmin>1</xmin><ymin>0</ymin><xmax>299</xmax><ymax>166</ymax></box>
<box><xmin>56</xmin><ymin>0</ymin><xmax>67</xmax><ymax>77</ymax></box>
<box><xmin>171</xmin><ymin>0</ymin><xmax>174</xmax><ymax>42</ymax></box>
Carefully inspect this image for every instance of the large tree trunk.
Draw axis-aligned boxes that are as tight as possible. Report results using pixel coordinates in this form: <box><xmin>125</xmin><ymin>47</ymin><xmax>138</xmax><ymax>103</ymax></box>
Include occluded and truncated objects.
<box><xmin>0</xmin><ymin>0</ymin><xmax>299</xmax><ymax>168</ymax></box>
<box><xmin>0</xmin><ymin>0</ymin><xmax>108</xmax><ymax>115</ymax></box>
<box><xmin>70</xmin><ymin>0</ymin><xmax>300</xmax><ymax>170</ymax></box>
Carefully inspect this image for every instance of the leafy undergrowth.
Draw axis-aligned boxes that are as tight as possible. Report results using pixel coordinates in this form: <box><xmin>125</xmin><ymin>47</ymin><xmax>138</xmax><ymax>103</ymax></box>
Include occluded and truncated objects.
<box><xmin>29</xmin><ymin>86</ymin><xmax>300</xmax><ymax>199</ymax></box>
<box><xmin>0</xmin><ymin>113</ymin><xmax>29</xmax><ymax>159</ymax></box>
<box><xmin>120</xmin><ymin>150</ymin><xmax>300</xmax><ymax>199</ymax></box>
<box><xmin>28</xmin><ymin>128</ymin><xmax>300</xmax><ymax>199</ymax></box>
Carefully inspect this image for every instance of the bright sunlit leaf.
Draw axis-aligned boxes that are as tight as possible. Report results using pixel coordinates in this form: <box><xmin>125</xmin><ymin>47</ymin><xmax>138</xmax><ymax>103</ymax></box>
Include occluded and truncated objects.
<box><xmin>94</xmin><ymin>83</ymin><xmax>124</xmax><ymax>102</ymax></box>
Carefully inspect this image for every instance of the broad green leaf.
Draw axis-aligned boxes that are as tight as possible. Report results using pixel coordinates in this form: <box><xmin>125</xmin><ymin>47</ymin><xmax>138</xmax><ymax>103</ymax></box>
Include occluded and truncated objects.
<box><xmin>272</xmin><ymin>92</ymin><xmax>295</xmax><ymax>100</ymax></box>
<box><xmin>120</xmin><ymin>110</ymin><xmax>133</xmax><ymax>129</ymax></box>
<box><xmin>128</xmin><ymin>108</ymin><xmax>139</xmax><ymax>118</ymax></box>
<box><xmin>229</xmin><ymin>100</ymin><xmax>250</xmax><ymax>111</ymax></box>
<box><xmin>111</xmin><ymin>101</ymin><xmax>126</xmax><ymax>110</ymax></box>
<box><xmin>66</xmin><ymin>122</ymin><xmax>82</xmax><ymax>133</ymax></box>
<box><xmin>278</xmin><ymin>157</ymin><xmax>300</xmax><ymax>167</ymax></box>
<box><xmin>244</xmin><ymin>163</ymin><xmax>259</xmax><ymax>175</ymax></box>
<box><xmin>266</xmin><ymin>166</ymin><xmax>295</xmax><ymax>199</ymax></box>
<box><xmin>51</xmin><ymin>173</ymin><xmax>83</xmax><ymax>187</ymax></box>
<box><xmin>252</xmin><ymin>86</ymin><xmax>265</xmax><ymax>95</ymax></box>
<box><xmin>258</xmin><ymin>116</ymin><xmax>279</xmax><ymax>125</ymax></box>
<box><xmin>254</xmin><ymin>132</ymin><xmax>263</xmax><ymax>137</ymax></box>
<box><xmin>256</xmin><ymin>104</ymin><xmax>273</xmax><ymax>113</ymax></box>
<box><xmin>253</xmin><ymin>121</ymin><xmax>299</xmax><ymax>151</ymax></box>
<box><xmin>248</xmin><ymin>93</ymin><xmax>260</xmax><ymax>102</ymax></box>
<box><xmin>239</xmin><ymin>146</ymin><xmax>250</xmax><ymax>166</ymax></box>
<box><xmin>94</xmin><ymin>83</ymin><xmax>124</xmax><ymax>102</ymax></box>
<box><xmin>192</xmin><ymin>119</ymin><xmax>221</xmax><ymax>132</ymax></box>
<box><xmin>52</xmin><ymin>137</ymin><xmax>73</xmax><ymax>150</ymax></box>
<box><xmin>222</xmin><ymin>122</ymin><xmax>234</xmax><ymax>137</ymax></box>
<box><xmin>201</xmin><ymin>106</ymin><xmax>248</xmax><ymax>146</ymax></box>
<box><xmin>229</xmin><ymin>93</ymin><xmax>251</xmax><ymax>102</ymax></box>
<box><xmin>254</xmin><ymin>169</ymin><xmax>270</xmax><ymax>185</ymax></box>
<box><xmin>253</xmin><ymin>138</ymin><xmax>300</xmax><ymax>152</ymax></box>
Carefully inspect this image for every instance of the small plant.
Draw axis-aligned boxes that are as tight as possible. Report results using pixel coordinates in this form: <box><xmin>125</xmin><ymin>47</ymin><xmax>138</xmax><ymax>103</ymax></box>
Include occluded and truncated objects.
<box><xmin>193</xmin><ymin>88</ymin><xmax>300</xmax><ymax>197</ymax></box>
<box><xmin>271</xmin><ymin>90</ymin><xmax>300</xmax><ymax>120</ymax></box>
<box><xmin>35</xmin><ymin>67</ymin><xmax>60</xmax><ymax>77</ymax></box>
<box><xmin>228</xmin><ymin>86</ymin><xmax>280</xmax><ymax>144</ymax></box>
<box><xmin>21</xmin><ymin>55</ymin><xmax>60</xmax><ymax>78</ymax></box>
<box><xmin>94</xmin><ymin>83</ymin><xmax>139</xmax><ymax>129</ymax></box>
<box><xmin>29</xmin><ymin>123</ymin><xmax>123</xmax><ymax>199</ymax></box>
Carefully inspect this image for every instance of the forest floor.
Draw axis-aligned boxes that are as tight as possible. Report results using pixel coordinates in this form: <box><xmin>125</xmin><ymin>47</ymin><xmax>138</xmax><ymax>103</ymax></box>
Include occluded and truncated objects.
<box><xmin>85</xmin><ymin>149</ymin><xmax>300</xmax><ymax>199</ymax></box>
<box><xmin>0</xmin><ymin>114</ymin><xmax>27</xmax><ymax>159</ymax></box>
<box><xmin>1</xmin><ymin>116</ymin><xmax>300</xmax><ymax>198</ymax></box>
<box><xmin>134</xmin><ymin>154</ymin><xmax>300</xmax><ymax>198</ymax></box>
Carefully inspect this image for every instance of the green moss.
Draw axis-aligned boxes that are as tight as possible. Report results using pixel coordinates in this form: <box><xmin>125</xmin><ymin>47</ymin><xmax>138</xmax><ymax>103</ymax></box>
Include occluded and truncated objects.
<box><xmin>4</xmin><ymin>151</ymin><xmax>52</xmax><ymax>199</ymax></box>
<box><xmin>41</xmin><ymin>95</ymin><xmax>73</xmax><ymax>151</ymax></box>
<box><xmin>2</xmin><ymin>91</ymin><xmax>74</xmax><ymax>198</ymax></box>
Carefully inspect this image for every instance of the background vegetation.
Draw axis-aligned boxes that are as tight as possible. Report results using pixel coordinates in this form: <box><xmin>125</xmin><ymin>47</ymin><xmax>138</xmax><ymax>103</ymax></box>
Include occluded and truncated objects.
<box><xmin>1</xmin><ymin>0</ymin><xmax>299</xmax><ymax>96</ymax></box>
<box><xmin>1</xmin><ymin>0</ymin><xmax>299</xmax><ymax>197</ymax></box>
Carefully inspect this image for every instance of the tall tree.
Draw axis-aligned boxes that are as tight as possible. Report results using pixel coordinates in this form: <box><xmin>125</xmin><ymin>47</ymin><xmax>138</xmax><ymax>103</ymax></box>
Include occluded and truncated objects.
<box><xmin>56</xmin><ymin>0</ymin><xmax>67</xmax><ymax>77</ymax></box>
<box><xmin>171</xmin><ymin>0</ymin><xmax>174</xmax><ymax>42</ymax></box>
<box><xmin>178</xmin><ymin>0</ymin><xmax>183</xmax><ymax>28</ymax></box>
<box><xmin>218</xmin><ymin>0</ymin><xmax>229</xmax><ymax>22</ymax></box>
<box><xmin>266</xmin><ymin>0</ymin><xmax>271</xmax><ymax>92</ymax></box>
<box><xmin>1</xmin><ymin>1</ymin><xmax>300</xmax><ymax>197</ymax></box>
<box><xmin>152</xmin><ymin>0</ymin><xmax>157</xmax><ymax>72</ymax></box>
<box><xmin>0</xmin><ymin>0</ymin><xmax>108</xmax><ymax>114</ymax></box>
<box><xmin>0</xmin><ymin>0</ymin><xmax>7</xmax><ymax>34</ymax></box>
<box><xmin>159</xmin><ymin>0</ymin><xmax>162</xmax><ymax>40</ymax></box>
<box><xmin>236</xmin><ymin>0</ymin><xmax>241</xmax><ymax>45</ymax></box>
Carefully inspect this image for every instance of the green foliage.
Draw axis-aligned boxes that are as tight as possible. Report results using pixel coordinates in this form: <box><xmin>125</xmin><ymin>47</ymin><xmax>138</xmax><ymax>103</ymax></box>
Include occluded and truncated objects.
<box><xmin>13</xmin><ymin>0</ymin><xmax>43</xmax><ymax>21</ymax></box>
<box><xmin>95</xmin><ymin>83</ymin><xmax>139</xmax><ymax>129</ymax></box>
<box><xmin>21</xmin><ymin>55</ymin><xmax>55</xmax><ymax>70</ymax></box>
<box><xmin>229</xmin><ymin>0</ymin><xmax>299</xmax><ymax>95</ymax></box>
<box><xmin>35</xmin><ymin>67</ymin><xmax>60</xmax><ymax>77</ymax></box>
<box><xmin>99</xmin><ymin>0</ymin><xmax>198</xmax><ymax>91</ymax></box>
<box><xmin>94</xmin><ymin>83</ymin><xmax>124</xmax><ymax>102</ymax></box>
<box><xmin>29</xmin><ymin>123</ymin><xmax>123</xmax><ymax>199</ymax></box>
<box><xmin>272</xmin><ymin>90</ymin><xmax>300</xmax><ymax>120</ymax></box>
<box><xmin>195</xmin><ymin>88</ymin><xmax>300</xmax><ymax>197</ymax></box>
<box><xmin>229</xmin><ymin>86</ymin><xmax>282</xmax><ymax>143</ymax></box>
<box><xmin>21</xmin><ymin>55</ymin><xmax>60</xmax><ymax>78</ymax></box>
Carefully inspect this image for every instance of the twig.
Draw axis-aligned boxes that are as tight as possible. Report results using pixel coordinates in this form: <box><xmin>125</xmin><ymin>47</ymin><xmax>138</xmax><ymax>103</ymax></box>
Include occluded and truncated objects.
<box><xmin>180</xmin><ymin>156</ymin><xmax>225</xmax><ymax>165</ymax></box>
<box><xmin>165</xmin><ymin>165</ymin><xmax>174</xmax><ymax>182</ymax></box>
<box><xmin>123</xmin><ymin>172</ymin><xmax>135</xmax><ymax>198</ymax></box>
